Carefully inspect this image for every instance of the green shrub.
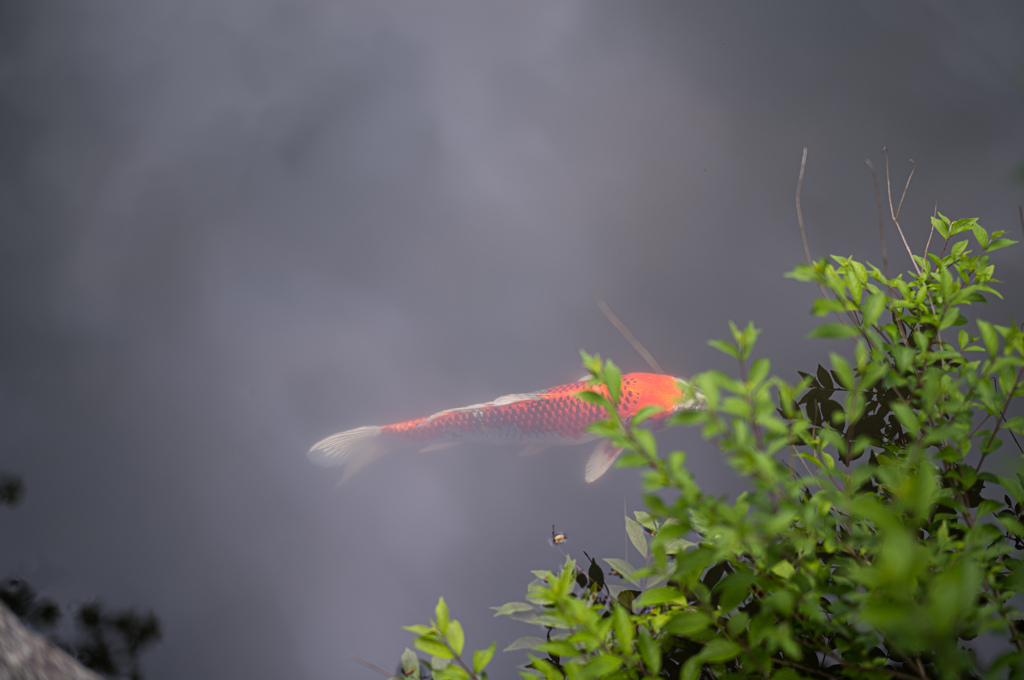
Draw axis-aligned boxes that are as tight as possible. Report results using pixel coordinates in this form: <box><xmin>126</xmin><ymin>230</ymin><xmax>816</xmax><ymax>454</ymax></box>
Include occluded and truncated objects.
<box><xmin>400</xmin><ymin>213</ymin><xmax>1022</xmax><ymax>680</ymax></box>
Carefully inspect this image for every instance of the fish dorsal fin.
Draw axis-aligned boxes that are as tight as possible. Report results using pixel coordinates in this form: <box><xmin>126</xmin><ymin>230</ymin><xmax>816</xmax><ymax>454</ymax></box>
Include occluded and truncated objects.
<box><xmin>491</xmin><ymin>393</ymin><xmax>537</xmax><ymax>406</ymax></box>
<box><xmin>585</xmin><ymin>441</ymin><xmax>623</xmax><ymax>483</ymax></box>
<box><xmin>419</xmin><ymin>392</ymin><xmax>540</xmax><ymax>426</ymax></box>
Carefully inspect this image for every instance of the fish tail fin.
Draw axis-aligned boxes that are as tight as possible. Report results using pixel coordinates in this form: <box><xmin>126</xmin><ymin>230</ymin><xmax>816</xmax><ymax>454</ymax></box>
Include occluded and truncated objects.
<box><xmin>308</xmin><ymin>426</ymin><xmax>389</xmax><ymax>484</ymax></box>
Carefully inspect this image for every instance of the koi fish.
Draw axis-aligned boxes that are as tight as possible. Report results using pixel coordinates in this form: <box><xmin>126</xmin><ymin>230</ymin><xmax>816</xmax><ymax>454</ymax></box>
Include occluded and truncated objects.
<box><xmin>308</xmin><ymin>373</ymin><xmax>703</xmax><ymax>484</ymax></box>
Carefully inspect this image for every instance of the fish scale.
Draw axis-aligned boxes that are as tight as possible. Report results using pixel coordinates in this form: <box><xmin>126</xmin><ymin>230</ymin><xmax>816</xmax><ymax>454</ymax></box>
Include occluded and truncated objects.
<box><xmin>381</xmin><ymin>375</ymin><xmax>669</xmax><ymax>444</ymax></box>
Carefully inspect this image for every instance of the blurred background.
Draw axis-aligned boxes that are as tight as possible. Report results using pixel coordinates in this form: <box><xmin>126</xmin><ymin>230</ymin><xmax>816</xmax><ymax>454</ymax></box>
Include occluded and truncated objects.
<box><xmin>2</xmin><ymin>2</ymin><xmax>1023</xmax><ymax>678</ymax></box>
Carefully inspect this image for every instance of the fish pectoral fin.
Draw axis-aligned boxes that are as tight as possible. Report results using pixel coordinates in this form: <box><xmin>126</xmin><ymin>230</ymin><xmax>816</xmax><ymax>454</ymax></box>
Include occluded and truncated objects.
<box><xmin>518</xmin><ymin>444</ymin><xmax>551</xmax><ymax>457</ymax></box>
<box><xmin>584</xmin><ymin>441</ymin><xmax>623</xmax><ymax>483</ymax></box>
<box><xmin>419</xmin><ymin>442</ymin><xmax>460</xmax><ymax>453</ymax></box>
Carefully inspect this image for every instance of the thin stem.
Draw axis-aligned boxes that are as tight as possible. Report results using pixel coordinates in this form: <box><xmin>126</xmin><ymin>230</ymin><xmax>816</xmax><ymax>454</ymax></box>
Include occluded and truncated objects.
<box><xmin>982</xmin><ymin>367</ymin><xmax>1024</xmax><ymax>454</ymax></box>
<box><xmin>866</xmin><ymin>159</ymin><xmax>890</xmax><ymax>280</ymax></box>
<box><xmin>796</xmin><ymin>148</ymin><xmax>854</xmax><ymax>327</ymax></box>
<box><xmin>882</xmin><ymin>151</ymin><xmax>948</xmax><ymax>369</ymax></box>
<box><xmin>796</xmin><ymin>148</ymin><xmax>812</xmax><ymax>266</ymax></box>
<box><xmin>443</xmin><ymin>637</ymin><xmax>481</xmax><ymax>680</ymax></box>
<box><xmin>597</xmin><ymin>300</ymin><xmax>666</xmax><ymax>375</ymax></box>
<box><xmin>868</xmin><ymin>156</ymin><xmax>908</xmax><ymax>348</ymax></box>
<box><xmin>348</xmin><ymin>654</ymin><xmax>402</xmax><ymax>679</ymax></box>
<box><xmin>883</xmin><ymin>148</ymin><xmax>922</xmax><ymax>277</ymax></box>
<box><xmin>895</xmin><ymin>159</ymin><xmax>916</xmax><ymax>223</ymax></box>
<box><xmin>923</xmin><ymin>201</ymin><xmax>938</xmax><ymax>258</ymax></box>
<box><xmin>984</xmin><ymin>576</ymin><xmax>1024</xmax><ymax>652</ymax></box>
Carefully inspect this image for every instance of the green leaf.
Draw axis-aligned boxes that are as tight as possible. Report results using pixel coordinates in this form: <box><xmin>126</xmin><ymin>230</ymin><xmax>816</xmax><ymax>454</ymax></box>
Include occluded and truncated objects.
<box><xmin>631</xmin><ymin>404</ymin><xmax>663</xmax><ymax>426</ymax></box>
<box><xmin>527</xmin><ymin>656</ymin><xmax>565</xmax><ymax>680</ymax></box>
<box><xmin>829</xmin><ymin>353</ymin><xmax>854</xmax><ymax>390</ymax></box>
<box><xmin>604</xmin><ymin>359</ymin><xmax>622</xmax><ymax>406</ymax></box>
<box><xmin>727</xmin><ymin>611</ymin><xmax>750</xmax><ymax>636</ymax></box>
<box><xmin>664</xmin><ymin>610</ymin><xmax>711</xmax><ymax>637</ymax></box>
<box><xmin>862</xmin><ymin>291</ymin><xmax>887</xmax><ymax>326</ymax></box>
<box><xmin>504</xmin><ymin>636</ymin><xmax>544</xmax><ymax>652</ymax></box>
<box><xmin>808</xmin><ymin>323</ymin><xmax>860</xmax><ymax>339</ymax></box>
<box><xmin>446</xmin><ymin>619</ymin><xmax>465</xmax><ymax>656</ymax></box>
<box><xmin>770</xmin><ymin>560</ymin><xmax>796</xmax><ymax>579</ymax></box>
<box><xmin>404</xmin><ymin>624</ymin><xmax>433</xmax><ymax>636</ymax></box>
<box><xmin>585</xmin><ymin>419</ymin><xmax>620</xmax><ymax>438</ymax></box>
<box><xmin>972</xmin><ymin>223</ymin><xmax>990</xmax><ymax>248</ymax></box>
<box><xmin>697</xmin><ymin>639</ymin><xmax>742</xmax><ymax>663</ymax></box>
<box><xmin>603</xmin><ymin>558</ymin><xmax>638</xmax><ymax>585</ymax></box>
<box><xmin>536</xmin><ymin>640</ymin><xmax>577</xmax><ymax>657</ymax></box>
<box><xmin>978</xmin><ymin>320</ymin><xmax>999</xmax><ymax>357</ymax></box>
<box><xmin>473</xmin><ymin>643</ymin><xmax>496</xmax><ymax>675</ymax></box>
<box><xmin>716</xmin><ymin>571</ymin><xmax>757</xmax><ymax>612</ymax></box>
<box><xmin>939</xmin><ymin>306</ymin><xmax>961</xmax><ymax>330</ymax></box>
<box><xmin>575</xmin><ymin>655</ymin><xmax>622</xmax><ymax>679</ymax></box>
<box><xmin>401</xmin><ymin>648</ymin><xmax>421</xmax><ymax>679</ymax></box>
<box><xmin>681</xmin><ymin>657</ymin><xmax>701</xmax><ymax>680</ymax></box>
<box><xmin>633</xmin><ymin>509</ymin><xmax>655</xmax><ymax>530</ymax></box>
<box><xmin>612</xmin><ymin>605</ymin><xmax>634</xmax><ymax>654</ymax></box>
<box><xmin>890</xmin><ymin>400</ymin><xmax>920</xmax><ymax>438</ymax></box>
<box><xmin>579</xmin><ymin>350</ymin><xmax>602</xmax><ymax>377</ymax></box>
<box><xmin>637</xmin><ymin>627</ymin><xmax>660</xmax><ymax>674</ymax></box>
<box><xmin>414</xmin><ymin>636</ymin><xmax>452</xmax><ymax>659</ymax></box>
<box><xmin>950</xmin><ymin>217</ymin><xmax>977</xmax><ymax>236</ymax></box>
<box><xmin>625</xmin><ymin>516</ymin><xmax>649</xmax><ymax>560</ymax></box>
<box><xmin>987</xmin><ymin>237</ymin><xmax>1017</xmax><ymax>252</ymax></box>
<box><xmin>748</xmin><ymin>357</ymin><xmax>770</xmax><ymax>385</ymax></box>
<box><xmin>976</xmin><ymin>499</ymin><xmax>1003</xmax><ymax>517</ymax></box>
<box><xmin>435</xmin><ymin>597</ymin><xmax>450</xmax><ymax>635</ymax></box>
<box><xmin>633</xmin><ymin>428</ymin><xmax>657</xmax><ymax>459</ymax></box>
<box><xmin>491</xmin><ymin>602</ymin><xmax>534</xmax><ymax>617</ymax></box>
<box><xmin>997</xmin><ymin>514</ymin><xmax>1024</xmax><ymax>538</ymax></box>
<box><xmin>815</xmin><ymin>364</ymin><xmax>834</xmax><ymax>390</ymax></box>
<box><xmin>634</xmin><ymin>586</ymin><xmax>685</xmax><ymax>607</ymax></box>
<box><xmin>708</xmin><ymin>339</ymin><xmax>739</xmax><ymax>359</ymax></box>
<box><xmin>617</xmin><ymin>589</ymin><xmax>640</xmax><ymax>611</ymax></box>
<box><xmin>577</xmin><ymin>390</ymin><xmax>610</xmax><ymax>409</ymax></box>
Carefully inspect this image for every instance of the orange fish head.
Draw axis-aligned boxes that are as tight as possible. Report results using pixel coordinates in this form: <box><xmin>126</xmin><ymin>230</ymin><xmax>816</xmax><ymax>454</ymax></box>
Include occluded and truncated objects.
<box><xmin>620</xmin><ymin>373</ymin><xmax>705</xmax><ymax>423</ymax></box>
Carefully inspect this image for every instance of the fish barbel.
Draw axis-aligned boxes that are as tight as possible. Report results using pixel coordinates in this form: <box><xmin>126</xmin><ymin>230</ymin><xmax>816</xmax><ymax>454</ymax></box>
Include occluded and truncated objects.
<box><xmin>308</xmin><ymin>373</ymin><xmax>703</xmax><ymax>483</ymax></box>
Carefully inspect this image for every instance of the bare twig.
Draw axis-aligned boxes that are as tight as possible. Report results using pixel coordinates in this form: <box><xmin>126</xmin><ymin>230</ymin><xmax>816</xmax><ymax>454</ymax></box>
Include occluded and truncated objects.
<box><xmin>866</xmin><ymin>158</ymin><xmax>910</xmax><ymax>348</ymax></box>
<box><xmin>983</xmin><ymin>367</ymin><xmax>1024</xmax><ymax>459</ymax></box>
<box><xmin>865</xmin><ymin>159</ymin><xmax>890</xmax><ymax>279</ymax></box>
<box><xmin>923</xmin><ymin>201</ymin><xmax>938</xmax><ymax>258</ymax></box>
<box><xmin>882</xmin><ymin>150</ymin><xmax>948</xmax><ymax>366</ymax></box>
<box><xmin>348</xmin><ymin>654</ymin><xmax>402</xmax><ymax>679</ymax></box>
<box><xmin>883</xmin><ymin>148</ymin><xmax>922</xmax><ymax>276</ymax></box>
<box><xmin>895</xmin><ymin>158</ymin><xmax>916</xmax><ymax>222</ymax></box>
<box><xmin>795</xmin><ymin>148</ymin><xmax>851</xmax><ymax>327</ymax></box>
<box><xmin>795</xmin><ymin>148</ymin><xmax>813</xmax><ymax>266</ymax></box>
<box><xmin>913</xmin><ymin>656</ymin><xmax>929</xmax><ymax>680</ymax></box>
<box><xmin>597</xmin><ymin>300</ymin><xmax>665</xmax><ymax>375</ymax></box>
